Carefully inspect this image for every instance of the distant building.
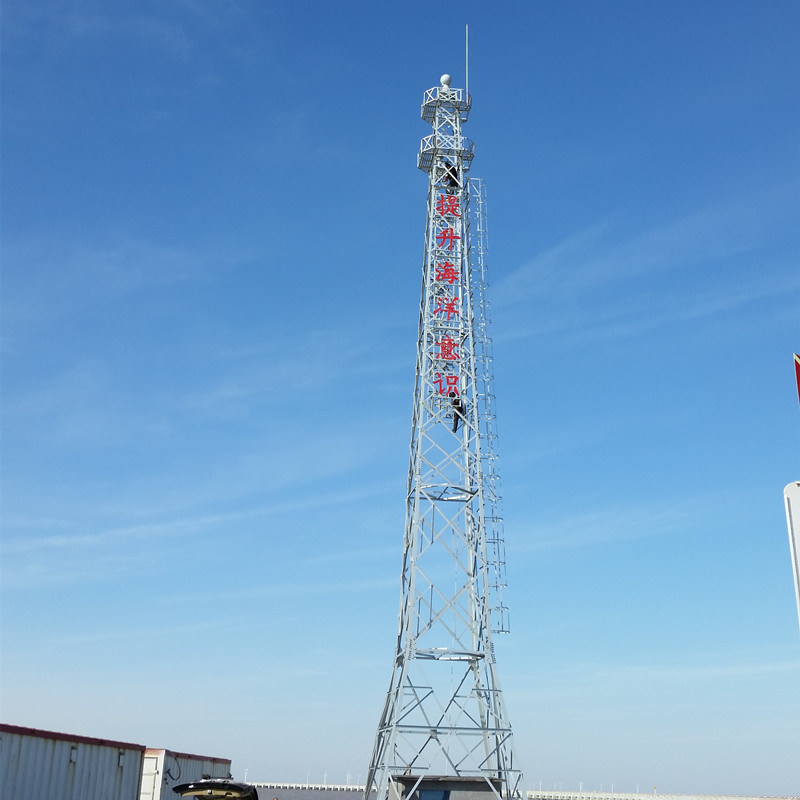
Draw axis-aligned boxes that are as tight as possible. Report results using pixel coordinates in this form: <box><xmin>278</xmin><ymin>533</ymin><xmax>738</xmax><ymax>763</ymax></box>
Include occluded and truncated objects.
<box><xmin>139</xmin><ymin>747</ymin><xmax>232</xmax><ymax>800</ymax></box>
<box><xmin>0</xmin><ymin>723</ymin><xmax>145</xmax><ymax>800</ymax></box>
<box><xmin>0</xmin><ymin>724</ymin><xmax>231</xmax><ymax>800</ymax></box>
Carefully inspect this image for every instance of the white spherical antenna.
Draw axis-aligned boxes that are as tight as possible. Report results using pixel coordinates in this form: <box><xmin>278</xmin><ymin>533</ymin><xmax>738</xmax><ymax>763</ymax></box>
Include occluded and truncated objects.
<box><xmin>440</xmin><ymin>74</ymin><xmax>451</xmax><ymax>88</ymax></box>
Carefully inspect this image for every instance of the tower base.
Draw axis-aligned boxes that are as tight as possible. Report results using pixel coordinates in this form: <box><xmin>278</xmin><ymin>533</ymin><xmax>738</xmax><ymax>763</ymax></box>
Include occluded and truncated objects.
<box><xmin>390</xmin><ymin>776</ymin><xmax>506</xmax><ymax>800</ymax></box>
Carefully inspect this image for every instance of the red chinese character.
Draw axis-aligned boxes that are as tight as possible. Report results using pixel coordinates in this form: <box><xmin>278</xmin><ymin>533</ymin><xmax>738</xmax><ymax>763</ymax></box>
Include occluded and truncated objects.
<box><xmin>436</xmin><ymin>335</ymin><xmax>459</xmax><ymax>360</ymax></box>
<box><xmin>435</xmin><ymin>262</ymin><xmax>459</xmax><ymax>284</ymax></box>
<box><xmin>434</xmin><ymin>373</ymin><xmax>460</xmax><ymax>396</ymax></box>
<box><xmin>436</xmin><ymin>227</ymin><xmax>460</xmax><ymax>251</ymax></box>
<box><xmin>435</xmin><ymin>194</ymin><xmax>461</xmax><ymax>217</ymax></box>
<box><xmin>433</xmin><ymin>295</ymin><xmax>459</xmax><ymax>320</ymax></box>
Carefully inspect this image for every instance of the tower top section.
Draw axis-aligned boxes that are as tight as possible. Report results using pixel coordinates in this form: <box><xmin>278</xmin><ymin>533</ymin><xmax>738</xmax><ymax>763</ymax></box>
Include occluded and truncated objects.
<box><xmin>418</xmin><ymin>75</ymin><xmax>474</xmax><ymax>175</ymax></box>
<box><xmin>420</xmin><ymin>74</ymin><xmax>472</xmax><ymax>124</ymax></box>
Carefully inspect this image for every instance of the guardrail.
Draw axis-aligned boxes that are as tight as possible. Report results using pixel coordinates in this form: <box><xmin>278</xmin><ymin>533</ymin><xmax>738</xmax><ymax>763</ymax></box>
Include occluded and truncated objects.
<box><xmin>249</xmin><ymin>786</ymin><xmax>795</xmax><ymax>800</ymax></box>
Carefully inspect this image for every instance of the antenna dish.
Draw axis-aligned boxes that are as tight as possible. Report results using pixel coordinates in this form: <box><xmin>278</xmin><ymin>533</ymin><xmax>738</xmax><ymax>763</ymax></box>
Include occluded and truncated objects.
<box><xmin>440</xmin><ymin>74</ymin><xmax>451</xmax><ymax>88</ymax></box>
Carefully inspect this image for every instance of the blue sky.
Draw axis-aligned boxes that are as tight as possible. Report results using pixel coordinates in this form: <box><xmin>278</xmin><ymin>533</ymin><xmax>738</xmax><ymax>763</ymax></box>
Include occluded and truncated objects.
<box><xmin>2</xmin><ymin>1</ymin><xmax>799</xmax><ymax>795</ymax></box>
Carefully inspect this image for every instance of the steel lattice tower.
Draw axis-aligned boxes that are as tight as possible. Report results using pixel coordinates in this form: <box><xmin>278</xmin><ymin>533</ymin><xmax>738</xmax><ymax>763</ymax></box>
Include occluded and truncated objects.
<box><xmin>364</xmin><ymin>75</ymin><xmax>522</xmax><ymax>800</ymax></box>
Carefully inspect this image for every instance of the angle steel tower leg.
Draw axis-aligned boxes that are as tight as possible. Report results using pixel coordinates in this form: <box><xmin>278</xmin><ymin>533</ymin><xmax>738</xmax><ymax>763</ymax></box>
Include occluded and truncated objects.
<box><xmin>364</xmin><ymin>76</ymin><xmax>522</xmax><ymax>800</ymax></box>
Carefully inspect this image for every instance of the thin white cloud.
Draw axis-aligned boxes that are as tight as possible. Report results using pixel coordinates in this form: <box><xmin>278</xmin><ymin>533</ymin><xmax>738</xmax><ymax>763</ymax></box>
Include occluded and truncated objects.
<box><xmin>174</xmin><ymin>323</ymin><xmax>406</xmax><ymax>416</ymax></box>
<box><xmin>593</xmin><ymin>658</ymin><xmax>800</xmax><ymax>682</ymax></box>
<box><xmin>501</xmin><ymin>267</ymin><xmax>800</xmax><ymax>348</ymax></box>
<box><xmin>2</xmin><ymin>0</ymin><xmax>220</xmax><ymax>61</ymax></box>
<box><xmin>512</xmin><ymin>495</ymin><xmax>726</xmax><ymax>554</ymax></box>
<box><xmin>492</xmin><ymin>183</ymin><xmax>799</xmax><ymax>345</ymax></box>
<box><xmin>1</xmin><ymin>474</ymin><xmax>400</xmax><ymax>590</ymax></box>
<box><xmin>48</xmin><ymin>615</ymin><xmax>274</xmax><ymax>647</ymax></box>
<box><xmin>2</xmin><ymin>237</ymin><xmax>248</xmax><ymax>339</ymax></box>
<box><xmin>2</xmin><ymin>509</ymin><xmax>250</xmax><ymax>556</ymax></box>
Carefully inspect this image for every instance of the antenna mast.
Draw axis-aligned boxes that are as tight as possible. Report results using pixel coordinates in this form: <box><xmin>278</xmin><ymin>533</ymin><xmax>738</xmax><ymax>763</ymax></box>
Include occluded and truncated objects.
<box><xmin>363</xmin><ymin>75</ymin><xmax>522</xmax><ymax>800</ymax></box>
<box><xmin>466</xmin><ymin>24</ymin><xmax>469</xmax><ymax>98</ymax></box>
